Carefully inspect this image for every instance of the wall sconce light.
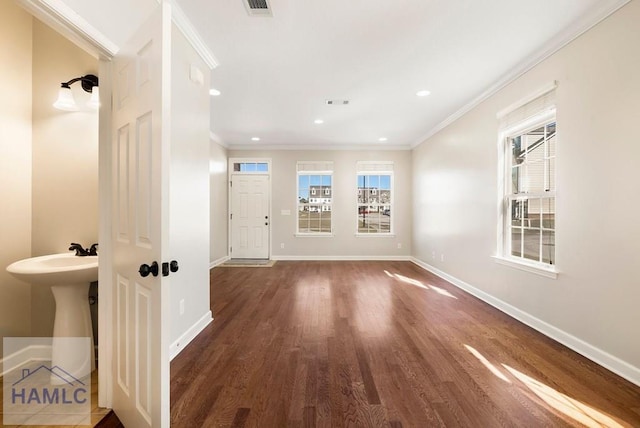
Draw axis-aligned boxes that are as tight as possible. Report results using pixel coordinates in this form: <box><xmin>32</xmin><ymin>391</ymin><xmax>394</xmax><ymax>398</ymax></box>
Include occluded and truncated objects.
<box><xmin>53</xmin><ymin>74</ymin><xmax>99</xmax><ymax>111</ymax></box>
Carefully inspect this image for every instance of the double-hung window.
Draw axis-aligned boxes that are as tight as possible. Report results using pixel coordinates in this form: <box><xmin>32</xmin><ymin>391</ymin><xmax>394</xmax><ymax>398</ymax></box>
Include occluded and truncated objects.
<box><xmin>356</xmin><ymin>161</ymin><xmax>393</xmax><ymax>235</ymax></box>
<box><xmin>498</xmin><ymin>84</ymin><xmax>557</xmax><ymax>275</ymax></box>
<box><xmin>297</xmin><ymin>162</ymin><xmax>333</xmax><ymax>235</ymax></box>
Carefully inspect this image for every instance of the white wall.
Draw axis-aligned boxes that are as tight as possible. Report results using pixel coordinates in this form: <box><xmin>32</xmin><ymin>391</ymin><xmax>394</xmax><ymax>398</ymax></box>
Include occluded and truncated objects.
<box><xmin>210</xmin><ymin>141</ymin><xmax>228</xmax><ymax>264</ymax></box>
<box><xmin>228</xmin><ymin>149</ymin><xmax>412</xmax><ymax>259</ymax></box>
<box><xmin>412</xmin><ymin>1</ymin><xmax>640</xmax><ymax>382</ymax></box>
<box><xmin>31</xmin><ymin>19</ymin><xmax>99</xmax><ymax>337</ymax></box>
<box><xmin>0</xmin><ymin>1</ymin><xmax>33</xmax><ymax>360</ymax></box>
<box><xmin>169</xmin><ymin>24</ymin><xmax>212</xmax><ymax>354</ymax></box>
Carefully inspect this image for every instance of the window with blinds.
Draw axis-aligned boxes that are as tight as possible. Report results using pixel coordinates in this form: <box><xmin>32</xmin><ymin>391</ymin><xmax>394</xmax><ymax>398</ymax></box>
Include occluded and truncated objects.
<box><xmin>297</xmin><ymin>161</ymin><xmax>333</xmax><ymax>235</ymax></box>
<box><xmin>498</xmin><ymin>83</ymin><xmax>556</xmax><ymax>268</ymax></box>
<box><xmin>356</xmin><ymin>161</ymin><xmax>393</xmax><ymax>235</ymax></box>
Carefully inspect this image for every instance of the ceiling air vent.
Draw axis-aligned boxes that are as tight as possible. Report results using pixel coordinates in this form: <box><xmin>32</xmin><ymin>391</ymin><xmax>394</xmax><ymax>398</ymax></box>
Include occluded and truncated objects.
<box><xmin>243</xmin><ymin>0</ymin><xmax>272</xmax><ymax>16</ymax></box>
<box><xmin>326</xmin><ymin>99</ymin><xmax>350</xmax><ymax>105</ymax></box>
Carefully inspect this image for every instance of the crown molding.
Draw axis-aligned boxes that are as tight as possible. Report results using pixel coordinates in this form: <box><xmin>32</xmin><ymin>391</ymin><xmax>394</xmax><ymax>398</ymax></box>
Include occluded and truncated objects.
<box><xmin>209</xmin><ymin>132</ymin><xmax>228</xmax><ymax>148</ymax></box>
<box><xmin>411</xmin><ymin>0</ymin><xmax>631</xmax><ymax>149</ymax></box>
<box><xmin>227</xmin><ymin>143</ymin><xmax>412</xmax><ymax>151</ymax></box>
<box><xmin>17</xmin><ymin>0</ymin><xmax>119</xmax><ymax>59</ymax></box>
<box><xmin>170</xmin><ymin>0</ymin><xmax>219</xmax><ymax>69</ymax></box>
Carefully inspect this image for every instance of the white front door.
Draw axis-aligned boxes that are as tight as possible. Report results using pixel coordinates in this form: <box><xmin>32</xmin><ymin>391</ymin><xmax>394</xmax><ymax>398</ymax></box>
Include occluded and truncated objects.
<box><xmin>231</xmin><ymin>175</ymin><xmax>270</xmax><ymax>259</ymax></box>
<box><xmin>110</xmin><ymin>3</ymin><xmax>170</xmax><ymax>427</ymax></box>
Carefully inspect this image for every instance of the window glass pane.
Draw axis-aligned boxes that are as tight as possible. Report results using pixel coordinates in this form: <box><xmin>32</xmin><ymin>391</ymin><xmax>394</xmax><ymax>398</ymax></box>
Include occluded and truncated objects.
<box><xmin>511</xmin><ymin>200</ymin><xmax>522</xmax><ymax>227</ymax></box>
<box><xmin>358</xmin><ymin>205</ymin><xmax>369</xmax><ymax>233</ymax></box>
<box><xmin>548</xmin><ymin>131</ymin><xmax>556</xmax><ymax>158</ymax></box>
<box><xmin>511</xmin><ymin>227</ymin><xmax>522</xmax><ymax>257</ymax></box>
<box><xmin>525</xmin><ymin>127</ymin><xmax>545</xmax><ymax>152</ymax></box>
<box><xmin>511</xmin><ymin>136</ymin><xmax>523</xmax><ymax>166</ymax></box>
<box><xmin>526</xmin><ymin>198</ymin><xmax>541</xmax><ymax>228</ymax></box>
<box><xmin>523</xmin><ymin>229</ymin><xmax>541</xmax><ymax>262</ymax></box>
<box><xmin>320</xmin><ymin>210</ymin><xmax>331</xmax><ymax>233</ymax></box>
<box><xmin>380</xmin><ymin>175</ymin><xmax>391</xmax><ymax>190</ymax></box>
<box><xmin>512</xmin><ymin>166</ymin><xmax>521</xmax><ymax>193</ymax></box>
<box><xmin>298</xmin><ymin>206</ymin><xmax>309</xmax><ymax>232</ymax></box>
<box><xmin>546</xmin><ymin>122</ymin><xmax>556</xmax><ymax>138</ymax></box>
<box><xmin>526</xmin><ymin>160</ymin><xmax>545</xmax><ymax>193</ymax></box>
<box><xmin>322</xmin><ymin>175</ymin><xmax>331</xmax><ymax>186</ymax></box>
<box><xmin>547</xmin><ymin>157</ymin><xmax>556</xmax><ymax>191</ymax></box>
<box><xmin>256</xmin><ymin>163</ymin><xmax>268</xmax><ymax>172</ymax></box>
<box><xmin>368</xmin><ymin>175</ymin><xmax>380</xmax><ymax>188</ymax></box>
<box><xmin>542</xmin><ymin>198</ymin><xmax>555</xmax><ymax>229</ymax></box>
<box><xmin>542</xmin><ymin>230</ymin><xmax>555</xmax><ymax>264</ymax></box>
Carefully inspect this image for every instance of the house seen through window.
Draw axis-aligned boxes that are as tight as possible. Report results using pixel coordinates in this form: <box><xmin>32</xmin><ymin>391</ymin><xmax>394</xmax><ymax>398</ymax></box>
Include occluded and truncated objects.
<box><xmin>297</xmin><ymin>162</ymin><xmax>333</xmax><ymax>234</ymax></box>
<box><xmin>357</xmin><ymin>161</ymin><xmax>393</xmax><ymax>235</ymax></box>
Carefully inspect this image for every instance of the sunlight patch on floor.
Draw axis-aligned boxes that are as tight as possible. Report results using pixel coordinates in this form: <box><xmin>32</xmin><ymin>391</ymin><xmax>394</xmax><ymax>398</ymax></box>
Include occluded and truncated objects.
<box><xmin>428</xmin><ymin>284</ymin><xmax>458</xmax><ymax>299</ymax></box>
<box><xmin>464</xmin><ymin>345</ymin><xmax>510</xmax><ymax>383</ymax></box>
<box><xmin>385</xmin><ymin>270</ymin><xmax>458</xmax><ymax>299</ymax></box>
<box><xmin>502</xmin><ymin>364</ymin><xmax>625</xmax><ymax>428</ymax></box>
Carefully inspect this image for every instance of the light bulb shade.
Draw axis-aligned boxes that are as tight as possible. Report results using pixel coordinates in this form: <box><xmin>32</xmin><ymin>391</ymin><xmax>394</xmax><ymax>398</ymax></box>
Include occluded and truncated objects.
<box><xmin>87</xmin><ymin>86</ymin><xmax>100</xmax><ymax>109</ymax></box>
<box><xmin>53</xmin><ymin>87</ymin><xmax>78</xmax><ymax>111</ymax></box>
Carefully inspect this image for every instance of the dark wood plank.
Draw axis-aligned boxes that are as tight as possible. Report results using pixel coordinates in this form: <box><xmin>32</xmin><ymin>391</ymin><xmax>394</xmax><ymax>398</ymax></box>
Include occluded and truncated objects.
<box><xmin>94</xmin><ymin>410</ymin><xmax>124</xmax><ymax>428</ymax></box>
<box><xmin>170</xmin><ymin>261</ymin><xmax>640</xmax><ymax>428</ymax></box>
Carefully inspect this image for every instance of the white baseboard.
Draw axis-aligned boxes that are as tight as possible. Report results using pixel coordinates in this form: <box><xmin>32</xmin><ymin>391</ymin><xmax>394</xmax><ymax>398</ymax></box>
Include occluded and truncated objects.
<box><xmin>1</xmin><ymin>345</ymin><xmax>51</xmax><ymax>377</ymax></box>
<box><xmin>170</xmin><ymin>311</ymin><xmax>213</xmax><ymax>361</ymax></box>
<box><xmin>410</xmin><ymin>257</ymin><xmax>640</xmax><ymax>387</ymax></box>
<box><xmin>272</xmin><ymin>255</ymin><xmax>411</xmax><ymax>261</ymax></box>
<box><xmin>209</xmin><ymin>255</ymin><xmax>230</xmax><ymax>269</ymax></box>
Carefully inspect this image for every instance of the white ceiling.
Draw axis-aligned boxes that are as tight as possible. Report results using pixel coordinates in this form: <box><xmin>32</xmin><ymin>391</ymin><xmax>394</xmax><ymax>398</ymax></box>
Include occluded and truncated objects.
<box><xmin>55</xmin><ymin>0</ymin><xmax>626</xmax><ymax>149</ymax></box>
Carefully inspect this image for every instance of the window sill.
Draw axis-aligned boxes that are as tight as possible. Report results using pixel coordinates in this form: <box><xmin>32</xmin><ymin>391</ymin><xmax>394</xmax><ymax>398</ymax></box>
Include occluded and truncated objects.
<box><xmin>492</xmin><ymin>256</ymin><xmax>558</xmax><ymax>279</ymax></box>
<box><xmin>295</xmin><ymin>233</ymin><xmax>334</xmax><ymax>238</ymax></box>
<box><xmin>354</xmin><ymin>233</ymin><xmax>396</xmax><ymax>238</ymax></box>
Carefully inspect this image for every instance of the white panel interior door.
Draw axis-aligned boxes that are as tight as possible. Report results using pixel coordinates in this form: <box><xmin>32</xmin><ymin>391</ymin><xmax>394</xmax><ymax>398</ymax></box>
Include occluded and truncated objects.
<box><xmin>231</xmin><ymin>175</ymin><xmax>270</xmax><ymax>259</ymax></box>
<box><xmin>110</xmin><ymin>2</ymin><xmax>170</xmax><ymax>427</ymax></box>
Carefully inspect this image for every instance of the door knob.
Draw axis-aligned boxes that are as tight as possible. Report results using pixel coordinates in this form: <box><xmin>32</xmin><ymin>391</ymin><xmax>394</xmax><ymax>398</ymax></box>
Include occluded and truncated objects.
<box><xmin>139</xmin><ymin>261</ymin><xmax>159</xmax><ymax>277</ymax></box>
<box><xmin>265</xmin><ymin>222</ymin><xmax>269</xmax><ymax>226</ymax></box>
<box><xmin>265</xmin><ymin>216</ymin><xmax>268</xmax><ymax>219</ymax></box>
<box><xmin>170</xmin><ymin>260</ymin><xmax>179</xmax><ymax>273</ymax></box>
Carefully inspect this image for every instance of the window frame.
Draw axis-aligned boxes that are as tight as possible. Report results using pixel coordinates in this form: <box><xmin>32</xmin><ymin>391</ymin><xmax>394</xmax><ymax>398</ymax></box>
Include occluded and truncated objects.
<box><xmin>296</xmin><ymin>165</ymin><xmax>334</xmax><ymax>237</ymax></box>
<box><xmin>355</xmin><ymin>164</ymin><xmax>394</xmax><ymax>237</ymax></box>
<box><xmin>496</xmin><ymin>108</ymin><xmax>558</xmax><ymax>278</ymax></box>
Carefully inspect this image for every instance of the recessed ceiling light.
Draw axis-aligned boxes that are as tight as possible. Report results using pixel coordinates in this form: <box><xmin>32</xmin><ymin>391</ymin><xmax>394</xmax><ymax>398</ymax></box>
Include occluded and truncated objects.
<box><xmin>209</xmin><ymin>88</ymin><xmax>221</xmax><ymax>96</ymax></box>
<box><xmin>251</xmin><ymin>137</ymin><xmax>260</xmax><ymax>141</ymax></box>
<box><xmin>314</xmin><ymin>119</ymin><xmax>324</xmax><ymax>124</ymax></box>
<box><xmin>416</xmin><ymin>90</ymin><xmax>431</xmax><ymax>97</ymax></box>
<box><xmin>378</xmin><ymin>137</ymin><xmax>388</xmax><ymax>142</ymax></box>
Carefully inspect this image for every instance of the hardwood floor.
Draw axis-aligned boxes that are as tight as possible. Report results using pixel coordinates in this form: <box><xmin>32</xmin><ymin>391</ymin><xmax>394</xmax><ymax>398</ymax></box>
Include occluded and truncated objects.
<box><xmin>170</xmin><ymin>261</ymin><xmax>640</xmax><ymax>427</ymax></box>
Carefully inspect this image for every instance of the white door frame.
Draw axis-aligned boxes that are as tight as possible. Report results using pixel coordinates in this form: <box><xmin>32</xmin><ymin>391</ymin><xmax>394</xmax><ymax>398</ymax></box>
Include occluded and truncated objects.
<box><xmin>15</xmin><ymin>0</ymin><xmax>117</xmax><ymax>408</ymax></box>
<box><xmin>228</xmin><ymin>158</ymin><xmax>272</xmax><ymax>260</ymax></box>
<box><xmin>19</xmin><ymin>0</ymin><xmax>217</xmax><ymax>414</ymax></box>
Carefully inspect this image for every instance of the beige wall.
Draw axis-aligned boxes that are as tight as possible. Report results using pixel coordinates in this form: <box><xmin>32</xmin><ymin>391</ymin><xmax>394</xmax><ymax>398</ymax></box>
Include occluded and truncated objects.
<box><xmin>169</xmin><ymin>24</ymin><xmax>212</xmax><ymax>350</ymax></box>
<box><xmin>31</xmin><ymin>19</ymin><xmax>99</xmax><ymax>336</ymax></box>
<box><xmin>0</xmin><ymin>1</ymin><xmax>33</xmax><ymax>359</ymax></box>
<box><xmin>210</xmin><ymin>141</ymin><xmax>229</xmax><ymax>264</ymax></box>
<box><xmin>228</xmin><ymin>149</ymin><xmax>412</xmax><ymax>258</ymax></box>
<box><xmin>412</xmin><ymin>1</ymin><xmax>640</xmax><ymax>377</ymax></box>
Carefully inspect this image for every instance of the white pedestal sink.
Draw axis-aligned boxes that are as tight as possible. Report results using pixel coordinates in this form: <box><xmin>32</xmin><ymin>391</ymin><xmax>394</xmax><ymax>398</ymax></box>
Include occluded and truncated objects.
<box><xmin>6</xmin><ymin>253</ymin><xmax>98</xmax><ymax>380</ymax></box>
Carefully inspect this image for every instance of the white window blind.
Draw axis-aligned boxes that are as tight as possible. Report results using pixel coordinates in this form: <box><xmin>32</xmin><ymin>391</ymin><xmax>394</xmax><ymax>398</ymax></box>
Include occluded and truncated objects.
<box><xmin>498</xmin><ymin>82</ymin><xmax>557</xmax><ymax>131</ymax></box>
<box><xmin>297</xmin><ymin>161</ymin><xmax>333</xmax><ymax>173</ymax></box>
<box><xmin>356</xmin><ymin>161</ymin><xmax>394</xmax><ymax>173</ymax></box>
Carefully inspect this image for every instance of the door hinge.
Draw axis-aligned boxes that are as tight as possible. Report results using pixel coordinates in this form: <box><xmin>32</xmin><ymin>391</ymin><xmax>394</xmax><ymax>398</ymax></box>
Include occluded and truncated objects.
<box><xmin>230</xmin><ymin>213</ymin><xmax>233</xmax><ymax>220</ymax></box>
<box><xmin>230</xmin><ymin>247</ymin><xmax>232</xmax><ymax>253</ymax></box>
<box><xmin>230</xmin><ymin>180</ymin><xmax>232</xmax><ymax>187</ymax></box>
